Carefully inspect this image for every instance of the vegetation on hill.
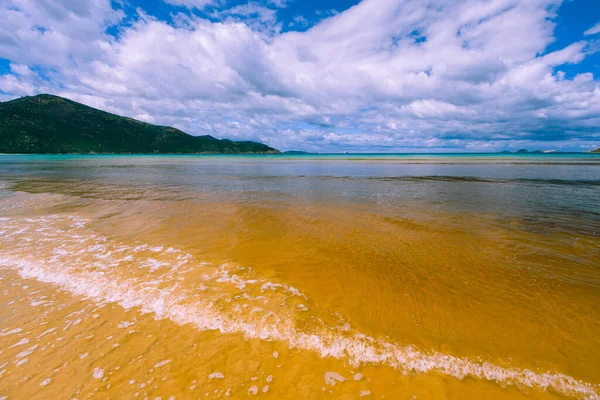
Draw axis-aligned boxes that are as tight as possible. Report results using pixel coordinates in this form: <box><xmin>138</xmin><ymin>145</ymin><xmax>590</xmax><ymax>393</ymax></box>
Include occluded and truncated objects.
<box><xmin>0</xmin><ymin>94</ymin><xmax>279</xmax><ymax>154</ymax></box>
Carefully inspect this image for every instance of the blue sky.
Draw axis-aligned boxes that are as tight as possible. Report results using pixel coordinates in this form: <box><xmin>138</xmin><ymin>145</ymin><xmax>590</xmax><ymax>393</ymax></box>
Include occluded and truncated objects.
<box><xmin>0</xmin><ymin>0</ymin><xmax>599</xmax><ymax>152</ymax></box>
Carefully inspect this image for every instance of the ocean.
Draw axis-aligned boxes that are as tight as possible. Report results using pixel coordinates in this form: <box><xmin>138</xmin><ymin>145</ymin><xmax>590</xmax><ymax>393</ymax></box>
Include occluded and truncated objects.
<box><xmin>0</xmin><ymin>154</ymin><xmax>598</xmax><ymax>399</ymax></box>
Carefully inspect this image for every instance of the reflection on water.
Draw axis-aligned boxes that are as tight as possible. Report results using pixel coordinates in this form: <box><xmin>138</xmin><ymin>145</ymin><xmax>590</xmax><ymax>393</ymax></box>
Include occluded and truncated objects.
<box><xmin>0</xmin><ymin>155</ymin><xmax>599</xmax><ymax>399</ymax></box>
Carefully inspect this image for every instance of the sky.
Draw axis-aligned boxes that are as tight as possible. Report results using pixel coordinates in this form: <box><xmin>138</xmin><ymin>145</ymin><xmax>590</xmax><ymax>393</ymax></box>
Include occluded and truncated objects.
<box><xmin>0</xmin><ymin>0</ymin><xmax>599</xmax><ymax>152</ymax></box>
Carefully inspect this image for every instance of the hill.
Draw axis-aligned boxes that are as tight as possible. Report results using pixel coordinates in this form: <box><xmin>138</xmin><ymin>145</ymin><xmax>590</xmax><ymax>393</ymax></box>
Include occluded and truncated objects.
<box><xmin>590</xmin><ymin>148</ymin><xmax>600</xmax><ymax>153</ymax></box>
<box><xmin>0</xmin><ymin>94</ymin><xmax>279</xmax><ymax>154</ymax></box>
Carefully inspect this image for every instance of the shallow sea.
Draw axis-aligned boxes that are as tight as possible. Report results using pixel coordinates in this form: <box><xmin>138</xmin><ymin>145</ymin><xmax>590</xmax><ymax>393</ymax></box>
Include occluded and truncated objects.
<box><xmin>0</xmin><ymin>154</ymin><xmax>599</xmax><ymax>399</ymax></box>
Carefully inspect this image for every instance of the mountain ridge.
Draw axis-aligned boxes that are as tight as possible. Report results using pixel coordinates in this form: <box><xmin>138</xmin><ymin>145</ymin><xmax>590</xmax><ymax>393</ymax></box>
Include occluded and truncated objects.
<box><xmin>0</xmin><ymin>94</ymin><xmax>279</xmax><ymax>154</ymax></box>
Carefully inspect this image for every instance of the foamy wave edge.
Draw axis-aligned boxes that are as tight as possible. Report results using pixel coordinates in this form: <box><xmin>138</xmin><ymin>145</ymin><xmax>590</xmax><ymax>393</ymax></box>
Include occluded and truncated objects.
<box><xmin>0</xmin><ymin>257</ymin><xmax>598</xmax><ymax>399</ymax></box>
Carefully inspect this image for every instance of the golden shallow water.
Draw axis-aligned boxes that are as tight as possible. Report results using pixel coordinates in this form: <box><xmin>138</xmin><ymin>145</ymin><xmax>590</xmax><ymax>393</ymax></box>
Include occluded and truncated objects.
<box><xmin>0</xmin><ymin>170</ymin><xmax>599</xmax><ymax>400</ymax></box>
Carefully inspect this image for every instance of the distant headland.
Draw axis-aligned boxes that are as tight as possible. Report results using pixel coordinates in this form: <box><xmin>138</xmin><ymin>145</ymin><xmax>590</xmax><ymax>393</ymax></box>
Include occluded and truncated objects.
<box><xmin>500</xmin><ymin>149</ymin><xmax>555</xmax><ymax>154</ymax></box>
<box><xmin>500</xmin><ymin>149</ymin><xmax>600</xmax><ymax>154</ymax></box>
<box><xmin>0</xmin><ymin>94</ymin><xmax>279</xmax><ymax>154</ymax></box>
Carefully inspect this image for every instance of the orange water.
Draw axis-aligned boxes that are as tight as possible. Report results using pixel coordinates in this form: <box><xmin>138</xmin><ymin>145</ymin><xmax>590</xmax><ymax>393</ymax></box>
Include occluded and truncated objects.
<box><xmin>0</xmin><ymin>156</ymin><xmax>599</xmax><ymax>399</ymax></box>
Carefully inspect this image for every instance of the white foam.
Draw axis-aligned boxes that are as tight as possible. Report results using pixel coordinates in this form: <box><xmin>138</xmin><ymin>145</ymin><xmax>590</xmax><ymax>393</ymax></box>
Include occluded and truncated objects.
<box><xmin>261</xmin><ymin>282</ymin><xmax>306</xmax><ymax>298</ymax></box>
<box><xmin>16</xmin><ymin>345</ymin><xmax>38</xmax><ymax>359</ymax></box>
<box><xmin>325</xmin><ymin>372</ymin><xmax>345</xmax><ymax>386</ymax></box>
<box><xmin>0</xmin><ymin>181</ymin><xmax>13</xmax><ymax>190</ymax></box>
<box><xmin>154</xmin><ymin>360</ymin><xmax>171</xmax><ymax>368</ymax></box>
<box><xmin>9</xmin><ymin>338</ymin><xmax>29</xmax><ymax>348</ymax></box>
<box><xmin>215</xmin><ymin>267</ymin><xmax>257</xmax><ymax>290</ymax></box>
<box><xmin>36</xmin><ymin>328</ymin><xmax>56</xmax><ymax>339</ymax></box>
<box><xmin>1</xmin><ymin>328</ymin><xmax>23</xmax><ymax>336</ymax></box>
<box><xmin>208</xmin><ymin>372</ymin><xmax>224</xmax><ymax>379</ymax></box>
<box><xmin>15</xmin><ymin>358</ymin><xmax>28</xmax><ymax>366</ymax></box>
<box><xmin>93</xmin><ymin>368</ymin><xmax>104</xmax><ymax>379</ymax></box>
<box><xmin>0</xmin><ymin>215</ymin><xmax>598</xmax><ymax>400</ymax></box>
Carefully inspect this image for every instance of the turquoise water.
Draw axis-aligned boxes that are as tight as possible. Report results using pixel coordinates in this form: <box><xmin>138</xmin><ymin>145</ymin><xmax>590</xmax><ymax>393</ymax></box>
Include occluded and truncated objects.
<box><xmin>2</xmin><ymin>152</ymin><xmax>599</xmax><ymax>160</ymax></box>
<box><xmin>1</xmin><ymin>153</ymin><xmax>599</xmax><ymax>238</ymax></box>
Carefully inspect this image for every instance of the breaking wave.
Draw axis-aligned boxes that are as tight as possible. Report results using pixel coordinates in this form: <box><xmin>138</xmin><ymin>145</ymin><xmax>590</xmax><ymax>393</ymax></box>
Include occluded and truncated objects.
<box><xmin>0</xmin><ymin>215</ymin><xmax>598</xmax><ymax>399</ymax></box>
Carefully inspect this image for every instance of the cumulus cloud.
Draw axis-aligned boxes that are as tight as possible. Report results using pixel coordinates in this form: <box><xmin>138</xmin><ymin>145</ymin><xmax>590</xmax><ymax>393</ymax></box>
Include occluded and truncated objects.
<box><xmin>289</xmin><ymin>15</ymin><xmax>309</xmax><ymax>28</ymax></box>
<box><xmin>0</xmin><ymin>0</ymin><xmax>123</xmax><ymax>66</ymax></box>
<box><xmin>265</xmin><ymin>0</ymin><xmax>289</xmax><ymax>8</ymax></box>
<box><xmin>162</xmin><ymin>0</ymin><xmax>217</xmax><ymax>10</ymax></box>
<box><xmin>585</xmin><ymin>21</ymin><xmax>600</xmax><ymax>36</ymax></box>
<box><xmin>0</xmin><ymin>0</ymin><xmax>598</xmax><ymax>151</ymax></box>
<box><xmin>211</xmin><ymin>2</ymin><xmax>281</xmax><ymax>35</ymax></box>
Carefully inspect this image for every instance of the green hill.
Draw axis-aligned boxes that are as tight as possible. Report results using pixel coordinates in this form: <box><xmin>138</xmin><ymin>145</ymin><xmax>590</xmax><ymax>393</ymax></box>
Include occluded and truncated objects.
<box><xmin>0</xmin><ymin>94</ymin><xmax>279</xmax><ymax>154</ymax></box>
<box><xmin>590</xmin><ymin>148</ymin><xmax>600</xmax><ymax>153</ymax></box>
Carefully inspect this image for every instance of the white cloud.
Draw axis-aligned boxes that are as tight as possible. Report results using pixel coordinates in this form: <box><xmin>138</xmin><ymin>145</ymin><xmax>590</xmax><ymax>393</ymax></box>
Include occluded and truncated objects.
<box><xmin>0</xmin><ymin>0</ymin><xmax>123</xmax><ymax>67</ymax></box>
<box><xmin>10</xmin><ymin>64</ymin><xmax>34</xmax><ymax>76</ymax></box>
<box><xmin>134</xmin><ymin>113</ymin><xmax>157</xmax><ymax>123</ymax></box>
<box><xmin>211</xmin><ymin>3</ymin><xmax>281</xmax><ymax>35</ymax></box>
<box><xmin>0</xmin><ymin>0</ymin><xmax>598</xmax><ymax>151</ymax></box>
<box><xmin>290</xmin><ymin>15</ymin><xmax>309</xmax><ymax>28</ymax></box>
<box><xmin>0</xmin><ymin>74</ymin><xmax>35</xmax><ymax>95</ymax></box>
<box><xmin>584</xmin><ymin>21</ymin><xmax>600</xmax><ymax>36</ymax></box>
<box><xmin>162</xmin><ymin>0</ymin><xmax>217</xmax><ymax>10</ymax></box>
<box><xmin>265</xmin><ymin>0</ymin><xmax>289</xmax><ymax>8</ymax></box>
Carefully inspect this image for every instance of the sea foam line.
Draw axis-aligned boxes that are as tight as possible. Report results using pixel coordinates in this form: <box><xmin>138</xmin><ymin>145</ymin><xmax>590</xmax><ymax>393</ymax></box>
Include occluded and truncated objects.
<box><xmin>0</xmin><ymin>218</ymin><xmax>598</xmax><ymax>399</ymax></box>
<box><xmin>1</xmin><ymin>257</ymin><xmax>598</xmax><ymax>399</ymax></box>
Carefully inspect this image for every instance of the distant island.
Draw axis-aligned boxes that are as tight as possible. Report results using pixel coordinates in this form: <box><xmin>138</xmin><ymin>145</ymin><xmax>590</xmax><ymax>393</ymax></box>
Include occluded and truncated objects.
<box><xmin>0</xmin><ymin>94</ymin><xmax>279</xmax><ymax>154</ymax></box>
<box><xmin>502</xmin><ymin>148</ymin><xmax>600</xmax><ymax>154</ymax></box>
<box><xmin>501</xmin><ymin>149</ymin><xmax>557</xmax><ymax>154</ymax></box>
